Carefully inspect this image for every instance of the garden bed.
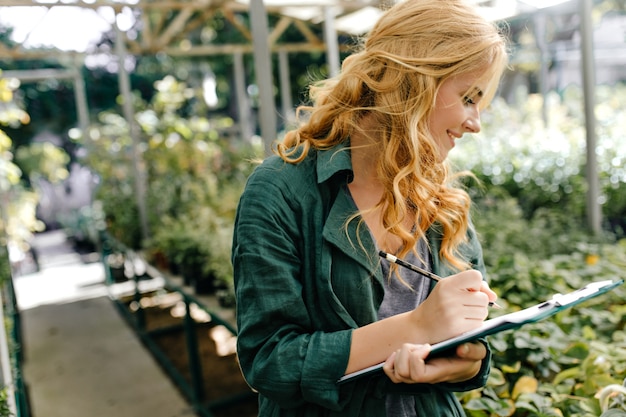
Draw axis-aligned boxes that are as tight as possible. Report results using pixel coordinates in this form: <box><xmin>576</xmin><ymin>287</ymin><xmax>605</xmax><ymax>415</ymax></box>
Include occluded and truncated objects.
<box><xmin>119</xmin><ymin>290</ymin><xmax>258</xmax><ymax>417</ymax></box>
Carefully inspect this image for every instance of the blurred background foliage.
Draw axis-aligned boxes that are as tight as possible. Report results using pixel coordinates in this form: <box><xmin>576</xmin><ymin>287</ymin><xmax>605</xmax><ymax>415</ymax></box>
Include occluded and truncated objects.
<box><xmin>450</xmin><ymin>83</ymin><xmax>626</xmax><ymax>417</ymax></box>
<box><xmin>81</xmin><ymin>75</ymin><xmax>262</xmax><ymax>292</ymax></box>
<box><xmin>0</xmin><ymin>74</ymin><xmax>67</xmax><ymax>276</ymax></box>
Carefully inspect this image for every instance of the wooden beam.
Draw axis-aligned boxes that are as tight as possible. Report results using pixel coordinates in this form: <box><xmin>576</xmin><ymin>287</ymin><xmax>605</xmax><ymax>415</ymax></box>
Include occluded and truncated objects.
<box><xmin>0</xmin><ymin>0</ymin><xmax>378</xmax><ymax>12</ymax></box>
<box><xmin>0</xmin><ymin>0</ymin><xmax>362</xmax><ymax>59</ymax></box>
<box><xmin>140</xmin><ymin>9</ymin><xmax>154</xmax><ymax>51</ymax></box>
<box><xmin>293</xmin><ymin>19</ymin><xmax>322</xmax><ymax>45</ymax></box>
<box><xmin>0</xmin><ymin>49</ymin><xmax>84</xmax><ymax>60</ymax></box>
<box><xmin>150</xmin><ymin>9</ymin><xmax>167</xmax><ymax>46</ymax></box>
<box><xmin>153</xmin><ymin>6</ymin><xmax>195</xmax><ymax>50</ymax></box>
<box><xmin>162</xmin><ymin>41</ymin><xmax>350</xmax><ymax>57</ymax></box>
<box><xmin>0</xmin><ymin>39</ymin><xmax>351</xmax><ymax>60</ymax></box>
<box><xmin>136</xmin><ymin>0</ymin><xmax>225</xmax><ymax>11</ymax></box>
<box><xmin>0</xmin><ymin>0</ymin><xmax>231</xmax><ymax>12</ymax></box>
<box><xmin>171</xmin><ymin>9</ymin><xmax>216</xmax><ymax>43</ymax></box>
<box><xmin>0</xmin><ymin>0</ymin><xmax>125</xmax><ymax>12</ymax></box>
<box><xmin>226</xmin><ymin>0</ymin><xmax>378</xmax><ymax>15</ymax></box>
<box><xmin>0</xmin><ymin>68</ymin><xmax>77</xmax><ymax>81</ymax></box>
<box><xmin>222</xmin><ymin>8</ymin><xmax>252</xmax><ymax>41</ymax></box>
<box><xmin>268</xmin><ymin>16</ymin><xmax>293</xmax><ymax>47</ymax></box>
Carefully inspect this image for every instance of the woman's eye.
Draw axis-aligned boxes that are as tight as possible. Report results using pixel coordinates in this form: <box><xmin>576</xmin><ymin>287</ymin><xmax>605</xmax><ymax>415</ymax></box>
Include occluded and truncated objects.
<box><xmin>463</xmin><ymin>88</ymin><xmax>483</xmax><ymax>106</ymax></box>
<box><xmin>464</xmin><ymin>96</ymin><xmax>476</xmax><ymax>105</ymax></box>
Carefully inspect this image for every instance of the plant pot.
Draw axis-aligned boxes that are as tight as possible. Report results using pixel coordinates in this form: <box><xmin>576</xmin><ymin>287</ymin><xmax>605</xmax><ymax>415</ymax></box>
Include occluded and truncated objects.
<box><xmin>106</xmin><ymin>253</ymin><xmax>127</xmax><ymax>283</ymax></box>
<box><xmin>109</xmin><ymin>266</ymin><xmax>127</xmax><ymax>283</ymax></box>
<box><xmin>217</xmin><ymin>288</ymin><xmax>236</xmax><ymax>308</ymax></box>
<box><xmin>150</xmin><ymin>249</ymin><xmax>170</xmax><ymax>272</ymax></box>
<box><xmin>193</xmin><ymin>273</ymin><xmax>217</xmax><ymax>295</ymax></box>
<box><xmin>181</xmin><ymin>262</ymin><xmax>202</xmax><ymax>287</ymax></box>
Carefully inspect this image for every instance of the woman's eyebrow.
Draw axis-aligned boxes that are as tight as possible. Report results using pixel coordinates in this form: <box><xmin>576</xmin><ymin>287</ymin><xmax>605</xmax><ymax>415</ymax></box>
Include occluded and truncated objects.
<box><xmin>469</xmin><ymin>86</ymin><xmax>484</xmax><ymax>98</ymax></box>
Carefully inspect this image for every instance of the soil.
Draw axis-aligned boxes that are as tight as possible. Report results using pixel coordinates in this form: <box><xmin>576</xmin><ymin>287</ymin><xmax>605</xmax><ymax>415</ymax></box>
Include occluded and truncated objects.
<box><xmin>119</xmin><ymin>290</ymin><xmax>258</xmax><ymax>417</ymax></box>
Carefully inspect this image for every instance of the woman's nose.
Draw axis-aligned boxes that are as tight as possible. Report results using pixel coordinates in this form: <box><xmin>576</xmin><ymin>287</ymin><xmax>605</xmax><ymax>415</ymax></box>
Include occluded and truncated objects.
<box><xmin>463</xmin><ymin>111</ymin><xmax>481</xmax><ymax>133</ymax></box>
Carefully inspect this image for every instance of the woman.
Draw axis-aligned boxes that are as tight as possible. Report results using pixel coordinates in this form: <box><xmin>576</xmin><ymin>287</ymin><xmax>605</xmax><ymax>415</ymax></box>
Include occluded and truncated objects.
<box><xmin>232</xmin><ymin>0</ymin><xmax>508</xmax><ymax>415</ymax></box>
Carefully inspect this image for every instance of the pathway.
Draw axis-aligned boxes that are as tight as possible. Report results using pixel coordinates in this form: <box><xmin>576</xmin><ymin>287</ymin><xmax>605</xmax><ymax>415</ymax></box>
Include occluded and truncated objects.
<box><xmin>12</xmin><ymin>230</ymin><xmax>194</xmax><ymax>417</ymax></box>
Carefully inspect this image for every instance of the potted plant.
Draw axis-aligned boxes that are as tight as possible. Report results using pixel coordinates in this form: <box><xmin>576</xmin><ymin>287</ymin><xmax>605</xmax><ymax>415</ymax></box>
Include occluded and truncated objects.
<box><xmin>105</xmin><ymin>252</ymin><xmax>127</xmax><ymax>283</ymax></box>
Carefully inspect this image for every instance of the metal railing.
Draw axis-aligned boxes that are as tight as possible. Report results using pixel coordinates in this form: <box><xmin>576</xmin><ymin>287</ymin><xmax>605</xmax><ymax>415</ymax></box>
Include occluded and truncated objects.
<box><xmin>0</xmin><ymin>270</ymin><xmax>31</xmax><ymax>417</ymax></box>
<box><xmin>100</xmin><ymin>236</ymin><xmax>256</xmax><ymax>417</ymax></box>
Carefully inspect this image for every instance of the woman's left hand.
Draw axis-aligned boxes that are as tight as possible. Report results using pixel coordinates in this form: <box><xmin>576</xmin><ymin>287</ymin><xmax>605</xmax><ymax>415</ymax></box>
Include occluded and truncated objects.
<box><xmin>382</xmin><ymin>342</ymin><xmax>485</xmax><ymax>384</ymax></box>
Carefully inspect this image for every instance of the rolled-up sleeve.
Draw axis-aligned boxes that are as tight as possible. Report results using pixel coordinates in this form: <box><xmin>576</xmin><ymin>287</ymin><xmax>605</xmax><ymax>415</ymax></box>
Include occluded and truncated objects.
<box><xmin>232</xmin><ymin>164</ymin><xmax>353</xmax><ymax>410</ymax></box>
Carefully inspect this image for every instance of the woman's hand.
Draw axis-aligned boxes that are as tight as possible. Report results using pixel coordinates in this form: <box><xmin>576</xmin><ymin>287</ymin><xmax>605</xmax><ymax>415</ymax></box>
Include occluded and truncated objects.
<box><xmin>409</xmin><ymin>270</ymin><xmax>497</xmax><ymax>344</ymax></box>
<box><xmin>344</xmin><ymin>270</ymin><xmax>498</xmax><ymax>377</ymax></box>
<box><xmin>382</xmin><ymin>342</ymin><xmax>486</xmax><ymax>384</ymax></box>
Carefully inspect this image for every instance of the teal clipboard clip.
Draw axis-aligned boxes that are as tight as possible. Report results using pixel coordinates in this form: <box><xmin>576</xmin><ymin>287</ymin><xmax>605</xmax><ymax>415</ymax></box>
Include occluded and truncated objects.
<box><xmin>337</xmin><ymin>279</ymin><xmax>624</xmax><ymax>384</ymax></box>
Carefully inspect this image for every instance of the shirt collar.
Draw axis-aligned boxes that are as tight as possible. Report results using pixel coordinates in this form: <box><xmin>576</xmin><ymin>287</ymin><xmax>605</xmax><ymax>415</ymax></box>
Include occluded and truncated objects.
<box><xmin>316</xmin><ymin>141</ymin><xmax>353</xmax><ymax>184</ymax></box>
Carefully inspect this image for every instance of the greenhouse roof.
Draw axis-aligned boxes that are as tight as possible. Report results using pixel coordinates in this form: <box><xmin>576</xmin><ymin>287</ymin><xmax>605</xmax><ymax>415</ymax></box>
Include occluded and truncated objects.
<box><xmin>0</xmin><ymin>0</ymin><xmax>576</xmax><ymax>58</ymax></box>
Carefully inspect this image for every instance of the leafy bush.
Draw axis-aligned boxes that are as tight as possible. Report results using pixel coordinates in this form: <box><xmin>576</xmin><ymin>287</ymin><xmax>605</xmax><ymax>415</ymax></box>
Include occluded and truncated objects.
<box><xmin>459</xmin><ymin>236</ymin><xmax>626</xmax><ymax>416</ymax></box>
<box><xmin>452</xmin><ymin>83</ymin><xmax>626</xmax><ymax>237</ymax></box>
<box><xmin>462</xmin><ymin>179</ymin><xmax>626</xmax><ymax>415</ymax></box>
<box><xmin>452</xmin><ymin>83</ymin><xmax>626</xmax><ymax>416</ymax></box>
<box><xmin>0</xmin><ymin>72</ymin><xmax>34</xmax><ymax>417</ymax></box>
<box><xmin>0</xmin><ymin>76</ymin><xmax>45</xmax><ymax>278</ymax></box>
<box><xmin>82</xmin><ymin>76</ymin><xmax>262</xmax><ymax>286</ymax></box>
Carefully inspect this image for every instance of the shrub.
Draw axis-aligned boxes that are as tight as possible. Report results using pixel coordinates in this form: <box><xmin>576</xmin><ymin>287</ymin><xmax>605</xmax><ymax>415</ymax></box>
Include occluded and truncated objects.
<box><xmin>82</xmin><ymin>76</ymin><xmax>263</xmax><ymax>287</ymax></box>
<box><xmin>452</xmin><ymin>84</ymin><xmax>626</xmax><ymax>237</ymax></box>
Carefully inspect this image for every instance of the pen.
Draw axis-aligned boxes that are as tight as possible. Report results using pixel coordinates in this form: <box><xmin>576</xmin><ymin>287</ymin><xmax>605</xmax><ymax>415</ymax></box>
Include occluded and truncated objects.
<box><xmin>378</xmin><ymin>250</ymin><xmax>502</xmax><ymax>309</ymax></box>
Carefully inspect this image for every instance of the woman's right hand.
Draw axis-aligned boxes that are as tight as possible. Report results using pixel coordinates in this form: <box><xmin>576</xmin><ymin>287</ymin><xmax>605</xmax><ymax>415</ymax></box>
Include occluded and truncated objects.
<box><xmin>409</xmin><ymin>270</ymin><xmax>495</xmax><ymax>344</ymax></box>
<box><xmin>345</xmin><ymin>270</ymin><xmax>497</xmax><ymax>376</ymax></box>
<box><xmin>383</xmin><ymin>342</ymin><xmax>487</xmax><ymax>384</ymax></box>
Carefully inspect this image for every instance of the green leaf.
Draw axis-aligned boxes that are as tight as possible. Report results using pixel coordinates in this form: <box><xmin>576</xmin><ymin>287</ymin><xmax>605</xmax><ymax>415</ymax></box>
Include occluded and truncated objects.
<box><xmin>488</xmin><ymin>368</ymin><xmax>506</xmax><ymax>386</ymax></box>
<box><xmin>563</xmin><ymin>342</ymin><xmax>590</xmax><ymax>361</ymax></box>
<box><xmin>553</xmin><ymin>366</ymin><xmax>581</xmax><ymax>386</ymax></box>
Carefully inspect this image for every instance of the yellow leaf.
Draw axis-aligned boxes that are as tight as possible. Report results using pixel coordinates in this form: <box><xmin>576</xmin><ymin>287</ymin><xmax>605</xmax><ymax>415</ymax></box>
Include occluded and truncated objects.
<box><xmin>585</xmin><ymin>254</ymin><xmax>600</xmax><ymax>265</ymax></box>
<box><xmin>0</xmin><ymin>89</ymin><xmax>12</xmax><ymax>102</ymax></box>
<box><xmin>501</xmin><ymin>361</ymin><xmax>521</xmax><ymax>374</ymax></box>
<box><xmin>512</xmin><ymin>375</ymin><xmax>538</xmax><ymax>399</ymax></box>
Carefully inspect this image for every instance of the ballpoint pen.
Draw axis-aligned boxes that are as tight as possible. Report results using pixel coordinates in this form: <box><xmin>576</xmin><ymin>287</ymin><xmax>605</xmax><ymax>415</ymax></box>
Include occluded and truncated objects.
<box><xmin>378</xmin><ymin>250</ymin><xmax>502</xmax><ymax>309</ymax></box>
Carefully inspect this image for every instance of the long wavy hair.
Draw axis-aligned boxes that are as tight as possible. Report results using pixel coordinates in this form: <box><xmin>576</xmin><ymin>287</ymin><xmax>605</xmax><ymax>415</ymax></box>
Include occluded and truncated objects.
<box><xmin>276</xmin><ymin>0</ymin><xmax>508</xmax><ymax>272</ymax></box>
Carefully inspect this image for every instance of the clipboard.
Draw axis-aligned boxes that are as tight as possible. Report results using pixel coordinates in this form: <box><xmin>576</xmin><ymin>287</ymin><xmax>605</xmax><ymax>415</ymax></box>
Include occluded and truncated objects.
<box><xmin>337</xmin><ymin>279</ymin><xmax>623</xmax><ymax>384</ymax></box>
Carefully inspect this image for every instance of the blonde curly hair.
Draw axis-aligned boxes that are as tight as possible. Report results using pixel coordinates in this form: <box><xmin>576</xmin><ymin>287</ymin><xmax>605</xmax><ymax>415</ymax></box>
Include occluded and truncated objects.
<box><xmin>276</xmin><ymin>0</ymin><xmax>508</xmax><ymax>271</ymax></box>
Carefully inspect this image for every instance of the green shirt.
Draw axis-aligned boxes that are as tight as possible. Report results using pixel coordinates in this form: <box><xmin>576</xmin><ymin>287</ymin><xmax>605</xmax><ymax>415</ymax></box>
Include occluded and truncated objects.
<box><xmin>232</xmin><ymin>144</ymin><xmax>491</xmax><ymax>417</ymax></box>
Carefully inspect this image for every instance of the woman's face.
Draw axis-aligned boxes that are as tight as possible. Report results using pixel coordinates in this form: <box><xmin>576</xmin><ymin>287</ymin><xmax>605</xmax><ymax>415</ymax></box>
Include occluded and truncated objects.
<box><xmin>427</xmin><ymin>72</ymin><xmax>486</xmax><ymax>160</ymax></box>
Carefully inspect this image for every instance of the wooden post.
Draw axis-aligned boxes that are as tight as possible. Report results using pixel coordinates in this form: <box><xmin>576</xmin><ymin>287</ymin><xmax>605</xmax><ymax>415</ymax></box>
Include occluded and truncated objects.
<box><xmin>579</xmin><ymin>0</ymin><xmax>601</xmax><ymax>235</ymax></box>
<box><xmin>278</xmin><ymin>49</ymin><xmax>294</xmax><ymax>127</ymax></box>
<box><xmin>323</xmin><ymin>6</ymin><xmax>340</xmax><ymax>78</ymax></box>
<box><xmin>72</xmin><ymin>67</ymin><xmax>90</xmax><ymax>136</ymax></box>
<box><xmin>115</xmin><ymin>19</ymin><xmax>150</xmax><ymax>242</ymax></box>
<box><xmin>250</xmin><ymin>0</ymin><xmax>277</xmax><ymax>155</ymax></box>
<box><xmin>233</xmin><ymin>51</ymin><xmax>253</xmax><ymax>141</ymax></box>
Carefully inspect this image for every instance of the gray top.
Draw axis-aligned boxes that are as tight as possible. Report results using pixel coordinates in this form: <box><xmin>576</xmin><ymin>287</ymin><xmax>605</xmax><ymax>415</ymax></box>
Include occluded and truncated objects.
<box><xmin>378</xmin><ymin>240</ymin><xmax>432</xmax><ymax>417</ymax></box>
<box><xmin>378</xmin><ymin>241</ymin><xmax>432</xmax><ymax>320</ymax></box>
